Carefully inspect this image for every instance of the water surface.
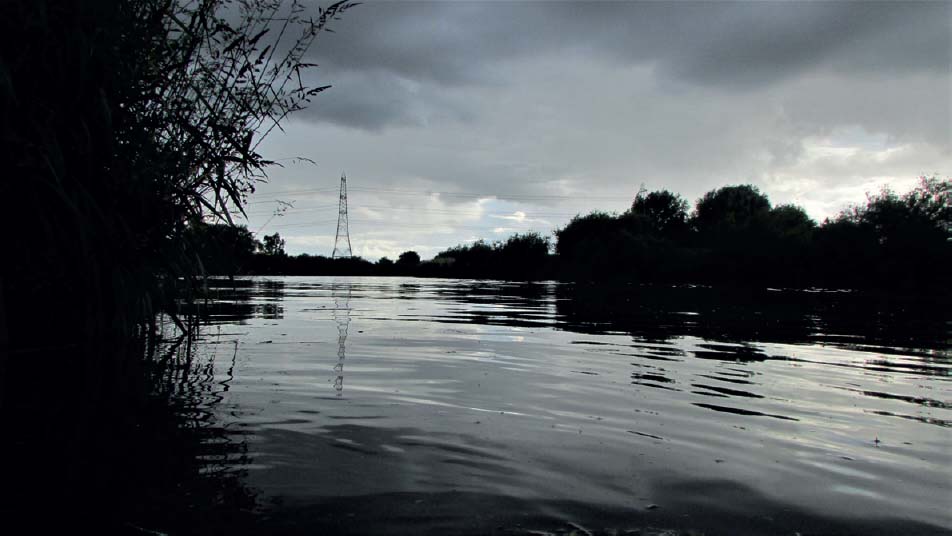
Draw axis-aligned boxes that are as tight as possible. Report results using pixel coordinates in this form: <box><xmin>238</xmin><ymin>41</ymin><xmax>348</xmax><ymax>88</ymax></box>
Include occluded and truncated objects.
<box><xmin>179</xmin><ymin>277</ymin><xmax>951</xmax><ymax>534</ymax></box>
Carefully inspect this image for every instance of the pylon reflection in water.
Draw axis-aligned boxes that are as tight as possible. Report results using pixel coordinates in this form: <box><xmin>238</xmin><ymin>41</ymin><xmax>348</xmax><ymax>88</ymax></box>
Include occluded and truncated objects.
<box><xmin>332</xmin><ymin>282</ymin><xmax>352</xmax><ymax>397</ymax></box>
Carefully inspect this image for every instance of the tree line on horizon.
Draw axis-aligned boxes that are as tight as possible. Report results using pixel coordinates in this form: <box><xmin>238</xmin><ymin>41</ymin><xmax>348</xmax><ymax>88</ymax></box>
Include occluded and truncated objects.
<box><xmin>205</xmin><ymin>176</ymin><xmax>950</xmax><ymax>291</ymax></box>
<box><xmin>554</xmin><ymin>177</ymin><xmax>949</xmax><ymax>289</ymax></box>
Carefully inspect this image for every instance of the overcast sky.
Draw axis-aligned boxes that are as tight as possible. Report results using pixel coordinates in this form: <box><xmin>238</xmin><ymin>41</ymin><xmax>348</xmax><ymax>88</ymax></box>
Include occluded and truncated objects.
<box><xmin>241</xmin><ymin>0</ymin><xmax>951</xmax><ymax>260</ymax></box>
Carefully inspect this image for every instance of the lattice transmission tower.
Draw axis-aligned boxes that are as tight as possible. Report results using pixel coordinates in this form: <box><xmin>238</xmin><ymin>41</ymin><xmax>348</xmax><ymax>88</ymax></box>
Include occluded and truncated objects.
<box><xmin>332</xmin><ymin>173</ymin><xmax>353</xmax><ymax>258</ymax></box>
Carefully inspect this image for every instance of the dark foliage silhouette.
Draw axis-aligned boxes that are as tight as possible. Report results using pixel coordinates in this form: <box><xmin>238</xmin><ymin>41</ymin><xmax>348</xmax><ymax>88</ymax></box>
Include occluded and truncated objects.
<box><xmin>693</xmin><ymin>184</ymin><xmax>771</xmax><ymax>233</ymax></box>
<box><xmin>398</xmin><ymin>250</ymin><xmax>422</xmax><ymax>267</ymax></box>
<box><xmin>631</xmin><ymin>188</ymin><xmax>690</xmax><ymax>238</ymax></box>
<box><xmin>260</xmin><ymin>232</ymin><xmax>288</xmax><ymax>257</ymax></box>
<box><xmin>428</xmin><ymin>233</ymin><xmax>553</xmax><ymax>280</ymax></box>
<box><xmin>814</xmin><ymin>177</ymin><xmax>951</xmax><ymax>289</ymax></box>
<box><xmin>0</xmin><ymin>0</ymin><xmax>354</xmax><ymax>349</ymax></box>
<box><xmin>0</xmin><ymin>0</ymin><xmax>354</xmax><ymax>531</ymax></box>
<box><xmin>186</xmin><ymin>223</ymin><xmax>260</xmax><ymax>276</ymax></box>
<box><xmin>549</xmin><ymin>179</ymin><xmax>949</xmax><ymax>290</ymax></box>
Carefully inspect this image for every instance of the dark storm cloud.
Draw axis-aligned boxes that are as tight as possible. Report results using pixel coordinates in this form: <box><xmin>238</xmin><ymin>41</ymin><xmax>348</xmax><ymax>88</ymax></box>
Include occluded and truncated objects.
<box><xmin>645</xmin><ymin>1</ymin><xmax>950</xmax><ymax>88</ymax></box>
<box><xmin>298</xmin><ymin>69</ymin><xmax>475</xmax><ymax>130</ymax></box>
<box><xmin>303</xmin><ymin>70</ymin><xmax>425</xmax><ymax>130</ymax></box>
<box><xmin>303</xmin><ymin>1</ymin><xmax>950</xmax><ymax>128</ymax></box>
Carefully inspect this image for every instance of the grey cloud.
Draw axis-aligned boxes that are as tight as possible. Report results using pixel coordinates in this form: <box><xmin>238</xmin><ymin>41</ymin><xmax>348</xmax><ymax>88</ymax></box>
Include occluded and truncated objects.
<box><xmin>296</xmin><ymin>66</ymin><xmax>478</xmax><ymax>130</ymax></box>
<box><xmin>780</xmin><ymin>72</ymin><xmax>951</xmax><ymax>148</ymax></box>
<box><xmin>310</xmin><ymin>1</ymin><xmax>511</xmax><ymax>86</ymax></box>
<box><xmin>247</xmin><ymin>1</ymin><xmax>950</xmax><ymax>260</ymax></box>
<box><xmin>306</xmin><ymin>71</ymin><xmax>419</xmax><ymax>130</ymax></box>
<box><xmin>652</xmin><ymin>2</ymin><xmax>950</xmax><ymax>88</ymax></box>
<box><xmin>266</xmin><ymin>50</ymin><xmax>948</xmax><ymax>207</ymax></box>
<box><xmin>302</xmin><ymin>1</ymin><xmax>949</xmax><ymax>130</ymax></box>
<box><xmin>311</xmin><ymin>2</ymin><xmax>951</xmax><ymax>81</ymax></box>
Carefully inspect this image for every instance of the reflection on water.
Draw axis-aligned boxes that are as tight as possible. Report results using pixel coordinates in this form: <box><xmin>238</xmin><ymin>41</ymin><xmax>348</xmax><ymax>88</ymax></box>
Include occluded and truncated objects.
<box><xmin>173</xmin><ymin>277</ymin><xmax>950</xmax><ymax>533</ymax></box>
<box><xmin>333</xmin><ymin>283</ymin><xmax>351</xmax><ymax>397</ymax></box>
<box><xmin>0</xmin><ymin>314</ymin><xmax>261</xmax><ymax>533</ymax></box>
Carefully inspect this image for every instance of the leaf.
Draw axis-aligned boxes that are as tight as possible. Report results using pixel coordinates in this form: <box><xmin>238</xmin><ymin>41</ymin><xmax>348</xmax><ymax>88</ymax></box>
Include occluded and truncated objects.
<box><xmin>223</xmin><ymin>35</ymin><xmax>243</xmax><ymax>53</ymax></box>
<box><xmin>306</xmin><ymin>85</ymin><xmax>331</xmax><ymax>96</ymax></box>
<box><xmin>255</xmin><ymin>45</ymin><xmax>271</xmax><ymax>64</ymax></box>
<box><xmin>247</xmin><ymin>28</ymin><xmax>269</xmax><ymax>47</ymax></box>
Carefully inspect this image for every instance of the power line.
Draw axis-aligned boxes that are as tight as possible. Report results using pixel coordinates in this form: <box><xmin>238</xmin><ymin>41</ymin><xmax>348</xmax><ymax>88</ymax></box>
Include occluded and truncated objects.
<box><xmin>249</xmin><ymin>186</ymin><xmax>339</xmax><ymax>196</ymax></box>
<box><xmin>346</xmin><ymin>186</ymin><xmax>625</xmax><ymax>201</ymax></box>
<box><xmin>267</xmin><ymin>219</ymin><xmax>339</xmax><ymax>229</ymax></box>
<box><xmin>241</xmin><ymin>204</ymin><xmax>584</xmax><ymax>218</ymax></box>
<box><xmin>246</xmin><ymin>184</ymin><xmax>630</xmax><ymax>203</ymax></box>
<box><xmin>240</xmin><ymin>183</ymin><xmax>621</xmax><ymax>236</ymax></box>
<box><xmin>354</xmin><ymin>221</ymin><xmax>553</xmax><ymax>230</ymax></box>
<box><xmin>267</xmin><ymin>219</ymin><xmax>556</xmax><ymax>233</ymax></box>
<box><xmin>239</xmin><ymin>204</ymin><xmax>338</xmax><ymax>216</ymax></box>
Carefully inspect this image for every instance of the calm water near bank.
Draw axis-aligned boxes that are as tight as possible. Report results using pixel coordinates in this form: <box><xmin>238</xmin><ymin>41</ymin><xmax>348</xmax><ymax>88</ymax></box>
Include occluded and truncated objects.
<box><xmin>174</xmin><ymin>277</ymin><xmax>950</xmax><ymax>534</ymax></box>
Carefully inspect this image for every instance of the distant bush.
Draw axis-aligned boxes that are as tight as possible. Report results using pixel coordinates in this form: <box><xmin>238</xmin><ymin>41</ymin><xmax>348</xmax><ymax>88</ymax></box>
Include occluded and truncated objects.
<box><xmin>428</xmin><ymin>233</ymin><xmax>553</xmax><ymax>280</ymax></box>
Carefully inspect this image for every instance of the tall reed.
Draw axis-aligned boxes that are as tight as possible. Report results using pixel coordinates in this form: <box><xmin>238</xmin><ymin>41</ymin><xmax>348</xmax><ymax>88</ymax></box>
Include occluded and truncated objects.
<box><xmin>0</xmin><ymin>0</ymin><xmax>354</xmax><ymax>357</ymax></box>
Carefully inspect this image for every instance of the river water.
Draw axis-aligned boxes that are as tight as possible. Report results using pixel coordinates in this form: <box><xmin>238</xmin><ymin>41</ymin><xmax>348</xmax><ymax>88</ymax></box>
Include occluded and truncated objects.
<box><xmin>174</xmin><ymin>277</ymin><xmax>950</xmax><ymax>534</ymax></box>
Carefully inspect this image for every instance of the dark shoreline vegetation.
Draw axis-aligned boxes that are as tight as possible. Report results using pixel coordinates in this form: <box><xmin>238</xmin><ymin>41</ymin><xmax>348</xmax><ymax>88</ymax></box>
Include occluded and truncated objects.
<box><xmin>1</xmin><ymin>0</ymin><xmax>356</xmax><ymax>349</ymax></box>
<box><xmin>0</xmin><ymin>0</ymin><xmax>354</xmax><ymax>531</ymax></box>
<box><xmin>0</xmin><ymin>0</ymin><xmax>949</xmax><ymax>534</ymax></box>
<box><xmin>218</xmin><ymin>178</ymin><xmax>950</xmax><ymax>293</ymax></box>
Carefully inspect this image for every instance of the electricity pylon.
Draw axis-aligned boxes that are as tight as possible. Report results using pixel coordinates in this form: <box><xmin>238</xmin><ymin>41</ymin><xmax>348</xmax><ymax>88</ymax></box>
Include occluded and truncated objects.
<box><xmin>332</xmin><ymin>173</ymin><xmax>353</xmax><ymax>258</ymax></box>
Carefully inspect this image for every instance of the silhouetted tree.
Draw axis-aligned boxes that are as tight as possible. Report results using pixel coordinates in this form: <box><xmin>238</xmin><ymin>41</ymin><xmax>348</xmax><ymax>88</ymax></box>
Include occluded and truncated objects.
<box><xmin>493</xmin><ymin>232</ymin><xmax>552</xmax><ymax>279</ymax></box>
<box><xmin>689</xmin><ymin>185</ymin><xmax>773</xmax><ymax>281</ymax></box>
<box><xmin>813</xmin><ymin>217</ymin><xmax>880</xmax><ymax>286</ymax></box>
<box><xmin>815</xmin><ymin>177</ymin><xmax>951</xmax><ymax>288</ymax></box>
<box><xmin>397</xmin><ymin>251</ymin><xmax>421</xmax><ymax>267</ymax></box>
<box><xmin>903</xmin><ymin>175</ymin><xmax>951</xmax><ymax>235</ymax></box>
<box><xmin>754</xmin><ymin>204</ymin><xmax>817</xmax><ymax>284</ymax></box>
<box><xmin>432</xmin><ymin>241</ymin><xmax>493</xmax><ymax>276</ymax></box>
<box><xmin>630</xmin><ymin>189</ymin><xmax>690</xmax><ymax>238</ymax></box>
<box><xmin>497</xmin><ymin>232</ymin><xmax>549</xmax><ymax>262</ymax></box>
<box><xmin>693</xmin><ymin>184</ymin><xmax>771</xmax><ymax>233</ymax></box>
<box><xmin>186</xmin><ymin>223</ymin><xmax>259</xmax><ymax>275</ymax></box>
<box><xmin>556</xmin><ymin>212</ymin><xmax>641</xmax><ymax>280</ymax></box>
<box><xmin>260</xmin><ymin>233</ymin><xmax>287</xmax><ymax>257</ymax></box>
<box><xmin>765</xmin><ymin>204</ymin><xmax>816</xmax><ymax>241</ymax></box>
<box><xmin>425</xmin><ymin>233</ymin><xmax>554</xmax><ymax>280</ymax></box>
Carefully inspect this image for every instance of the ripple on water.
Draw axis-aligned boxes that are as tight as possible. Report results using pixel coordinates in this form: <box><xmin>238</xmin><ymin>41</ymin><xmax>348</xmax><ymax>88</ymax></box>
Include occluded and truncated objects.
<box><xmin>184</xmin><ymin>277</ymin><xmax>952</xmax><ymax>531</ymax></box>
